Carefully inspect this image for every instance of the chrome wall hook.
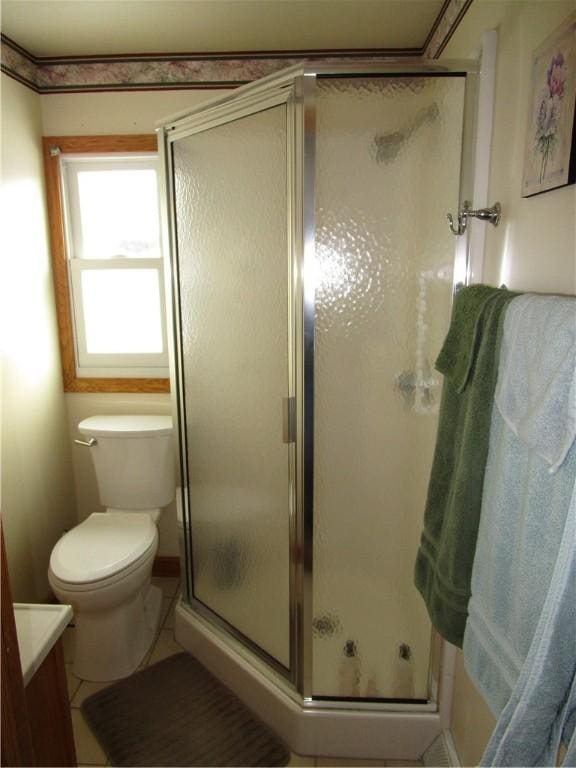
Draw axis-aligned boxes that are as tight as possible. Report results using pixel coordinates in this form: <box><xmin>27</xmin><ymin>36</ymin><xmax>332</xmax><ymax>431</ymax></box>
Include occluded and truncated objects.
<box><xmin>446</xmin><ymin>206</ymin><xmax>468</xmax><ymax>236</ymax></box>
<box><xmin>447</xmin><ymin>201</ymin><xmax>501</xmax><ymax>236</ymax></box>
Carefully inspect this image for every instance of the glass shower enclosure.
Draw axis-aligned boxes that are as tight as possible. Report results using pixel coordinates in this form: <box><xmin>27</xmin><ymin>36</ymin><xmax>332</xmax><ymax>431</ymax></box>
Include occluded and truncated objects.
<box><xmin>159</xmin><ymin>61</ymin><xmax>474</xmax><ymax>705</ymax></box>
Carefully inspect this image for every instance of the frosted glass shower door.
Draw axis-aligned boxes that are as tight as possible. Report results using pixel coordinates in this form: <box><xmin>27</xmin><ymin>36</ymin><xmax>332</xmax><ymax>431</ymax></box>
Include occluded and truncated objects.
<box><xmin>312</xmin><ymin>76</ymin><xmax>466</xmax><ymax>699</ymax></box>
<box><xmin>172</xmin><ymin>104</ymin><xmax>291</xmax><ymax>670</ymax></box>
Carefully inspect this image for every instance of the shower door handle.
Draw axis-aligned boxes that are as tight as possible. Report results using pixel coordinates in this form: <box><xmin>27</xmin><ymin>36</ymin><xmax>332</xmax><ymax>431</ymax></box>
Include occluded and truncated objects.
<box><xmin>282</xmin><ymin>397</ymin><xmax>296</xmax><ymax>444</ymax></box>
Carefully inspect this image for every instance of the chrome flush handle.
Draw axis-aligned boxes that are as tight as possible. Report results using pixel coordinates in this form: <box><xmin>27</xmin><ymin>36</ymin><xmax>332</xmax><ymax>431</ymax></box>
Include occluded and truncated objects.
<box><xmin>74</xmin><ymin>438</ymin><xmax>97</xmax><ymax>447</ymax></box>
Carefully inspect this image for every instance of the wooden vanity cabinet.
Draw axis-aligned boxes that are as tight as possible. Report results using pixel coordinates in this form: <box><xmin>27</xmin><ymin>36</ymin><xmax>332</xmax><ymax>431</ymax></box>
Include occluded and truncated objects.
<box><xmin>24</xmin><ymin>638</ymin><xmax>77</xmax><ymax>767</ymax></box>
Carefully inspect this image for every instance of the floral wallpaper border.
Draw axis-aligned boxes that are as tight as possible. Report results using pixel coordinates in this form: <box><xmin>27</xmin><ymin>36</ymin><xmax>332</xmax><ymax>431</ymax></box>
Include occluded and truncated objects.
<box><xmin>0</xmin><ymin>46</ymin><xmax>410</xmax><ymax>93</ymax></box>
<box><xmin>1</xmin><ymin>0</ymin><xmax>471</xmax><ymax>93</ymax></box>
<box><xmin>423</xmin><ymin>0</ymin><xmax>474</xmax><ymax>59</ymax></box>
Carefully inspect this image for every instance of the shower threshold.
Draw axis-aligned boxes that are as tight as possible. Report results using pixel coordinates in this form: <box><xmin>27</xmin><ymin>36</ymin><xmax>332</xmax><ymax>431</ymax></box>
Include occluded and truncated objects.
<box><xmin>175</xmin><ymin>600</ymin><xmax>454</xmax><ymax>761</ymax></box>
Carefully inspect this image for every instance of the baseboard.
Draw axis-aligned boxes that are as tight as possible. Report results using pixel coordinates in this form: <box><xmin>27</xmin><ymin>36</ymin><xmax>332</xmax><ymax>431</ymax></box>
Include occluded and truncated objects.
<box><xmin>423</xmin><ymin>731</ymin><xmax>461</xmax><ymax>767</ymax></box>
<box><xmin>153</xmin><ymin>556</ymin><xmax>181</xmax><ymax>578</ymax></box>
<box><xmin>442</xmin><ymin>731</ymin><xmax>461</xmax><ymax>767</ymax></box>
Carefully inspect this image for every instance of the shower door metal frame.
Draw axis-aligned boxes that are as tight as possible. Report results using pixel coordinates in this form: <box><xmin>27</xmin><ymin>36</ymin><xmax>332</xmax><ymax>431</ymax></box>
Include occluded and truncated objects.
<box><xmin>157</xmin><ymin>58</ymin><xmax>480</xmax><ymax>702</ymax></box>
<box><xmin>159</xmin><ymin>80</ymin><xmax>303</xmax><ymax>684</ymax></box>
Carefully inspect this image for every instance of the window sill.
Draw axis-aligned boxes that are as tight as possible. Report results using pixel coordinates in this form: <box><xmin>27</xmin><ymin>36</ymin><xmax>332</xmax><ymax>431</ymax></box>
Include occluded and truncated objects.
<box><xmin>63</xmin><ymin>376</ymin><xmax>170</xmax><ymax>394</ymax></box>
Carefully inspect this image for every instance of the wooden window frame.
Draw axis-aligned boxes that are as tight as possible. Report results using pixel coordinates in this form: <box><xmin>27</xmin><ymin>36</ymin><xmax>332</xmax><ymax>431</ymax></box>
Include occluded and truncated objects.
<box><xmin>43</xmin><ymin>134</ymin><xmax>170</xmax><ymax>393</ymax></box>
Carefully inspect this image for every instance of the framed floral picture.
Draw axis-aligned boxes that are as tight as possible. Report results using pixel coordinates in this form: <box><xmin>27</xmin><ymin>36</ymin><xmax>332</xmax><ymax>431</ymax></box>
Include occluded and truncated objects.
<box><xmin>522</xmin><ymin>13</ymin><xmax>576</xmax><ymax>197</ymax></box>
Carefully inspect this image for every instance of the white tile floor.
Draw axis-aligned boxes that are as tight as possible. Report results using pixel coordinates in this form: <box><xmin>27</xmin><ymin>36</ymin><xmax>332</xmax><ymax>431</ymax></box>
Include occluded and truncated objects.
<box><xmin>66</xmin><ymin>576</ymin><xmax>182</xmax><ymax>766</ymax></box>
<box><xmin>66</xmin><ymin>577</ymin><xmax>422</xmax><ymax>768</ymax></box>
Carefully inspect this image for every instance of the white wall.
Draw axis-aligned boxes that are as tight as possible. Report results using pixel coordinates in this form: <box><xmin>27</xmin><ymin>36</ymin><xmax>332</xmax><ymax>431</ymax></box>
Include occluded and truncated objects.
<box><xmin>444</xmin><ymin>0</ymin><xmax>575</xmax><ymax>295</ymax></box>
<box><xmin>1</xmin><ymin>74</ymin><xmax>78</xmax><ymax>601</ymax></box>
<box><xmin>441</xmin><ymin>2</ymin><xmax>576</xmax><ymax>765</ymax></box>
<box><xmin>41</xmin><ymin>89</ymin><xmax>222</xmax><ymax>135</ymax></box>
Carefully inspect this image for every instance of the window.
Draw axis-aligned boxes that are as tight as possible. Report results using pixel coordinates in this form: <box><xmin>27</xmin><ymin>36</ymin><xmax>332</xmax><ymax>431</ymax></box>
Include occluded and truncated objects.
<box><xmin>43</xmin><ymin>136</ymin><xmax>170</xmax><ymax>392</ymax></box>
<box><xmin>62</xmin><ymin>155</ymin><xmax>168</xmax><ymax>376</ymax></box>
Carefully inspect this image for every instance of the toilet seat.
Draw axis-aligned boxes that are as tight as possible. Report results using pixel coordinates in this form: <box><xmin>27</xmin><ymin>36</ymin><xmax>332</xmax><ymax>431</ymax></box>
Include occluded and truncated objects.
<box><xmin>49</xmin><ymin>511</ymin><xmax>158</xmax><ymax>587</ymax></box>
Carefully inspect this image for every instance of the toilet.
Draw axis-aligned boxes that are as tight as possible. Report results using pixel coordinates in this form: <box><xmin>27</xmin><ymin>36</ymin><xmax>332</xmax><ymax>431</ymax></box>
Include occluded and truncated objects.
<box><xmin>49</xmin><ymin>414</ymin><xmax>175</xmax><ymax>682</ymax></box>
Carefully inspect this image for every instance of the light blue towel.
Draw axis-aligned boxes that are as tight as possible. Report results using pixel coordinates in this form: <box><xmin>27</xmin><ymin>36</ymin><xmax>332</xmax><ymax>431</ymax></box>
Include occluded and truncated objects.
<box><xmin>495</xmin><ymin>294</ymin><xmax>576</xmax><ymax>473</ymax></box>
<box><xmin>563</xmin><ymin>682</ymin><xmax>576</xmax><ymax>767</ymax></box>
<box><xmin>463</xmin><ymin>294</ymin><xmax>576</xmax><ymax>766</ymax></box>
<box><xmin>480</xmin><ymin>482</ymin><xmax>576</xmax><ymax>767</ymax></box>
<box><xmin>464</xmin><ymin>409</ymin><xmax>576</xmax><ymax>714</ymax></box>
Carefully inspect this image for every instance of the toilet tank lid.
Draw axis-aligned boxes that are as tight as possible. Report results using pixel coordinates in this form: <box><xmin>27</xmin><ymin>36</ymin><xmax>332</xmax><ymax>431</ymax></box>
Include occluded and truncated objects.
<box><xmin>79</xmin><ymin>415</ymin><xmax>172</xmax><ymax>438</ymax></box>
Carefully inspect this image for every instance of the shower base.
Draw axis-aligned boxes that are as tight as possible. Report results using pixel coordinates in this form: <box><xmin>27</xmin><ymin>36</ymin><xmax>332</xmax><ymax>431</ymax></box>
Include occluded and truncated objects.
<box><xmin>175</xmin><ymin>600</ymin><xmax>454</xmax><ymax>761</ymax></box>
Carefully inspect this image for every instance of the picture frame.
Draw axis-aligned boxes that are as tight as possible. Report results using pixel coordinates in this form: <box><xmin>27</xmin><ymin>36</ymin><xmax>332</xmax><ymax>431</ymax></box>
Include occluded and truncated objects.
<box><xmin>521</xmin><ymin>13</ymin><xmax>576</xmax><ymax>197</ymax></box>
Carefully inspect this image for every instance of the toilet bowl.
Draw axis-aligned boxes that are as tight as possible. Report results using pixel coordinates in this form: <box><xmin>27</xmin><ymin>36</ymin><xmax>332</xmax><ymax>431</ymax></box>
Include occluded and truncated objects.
<box><xmin>49</xmin><ymin>414</ymin><xmax>175</xmax><ymax>681</ymax></box>
<box><xmin>49</xmin><ymin>511</ymin><xmax>163</xmax><ymax>681</ymax></box>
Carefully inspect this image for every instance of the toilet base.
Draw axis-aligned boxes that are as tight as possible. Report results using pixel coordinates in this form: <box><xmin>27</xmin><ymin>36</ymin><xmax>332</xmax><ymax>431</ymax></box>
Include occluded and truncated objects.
<box><xmin>73</xmin><ymin>583</ymin><xmax>163</xmax><ymax>682</ymax></box>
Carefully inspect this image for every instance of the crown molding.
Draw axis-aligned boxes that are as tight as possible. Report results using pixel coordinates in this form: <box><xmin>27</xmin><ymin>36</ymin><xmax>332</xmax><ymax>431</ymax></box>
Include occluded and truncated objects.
<box><xmin>423</xmin><ymin>0</ymin><xmax>474</xmax><ymax>58</ymax></box>
<box><xmin>0</xmin><ymin>0</ymin><xmax>472</xmax><ymax>93</ymax></box>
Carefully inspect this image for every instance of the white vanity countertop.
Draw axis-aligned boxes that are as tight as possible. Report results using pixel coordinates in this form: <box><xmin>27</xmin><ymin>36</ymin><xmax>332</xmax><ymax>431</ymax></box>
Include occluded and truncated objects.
<box><xmin>13</xmin><ymin>603</ymin><xmax>73</xmax><ymax>685</ymax></box>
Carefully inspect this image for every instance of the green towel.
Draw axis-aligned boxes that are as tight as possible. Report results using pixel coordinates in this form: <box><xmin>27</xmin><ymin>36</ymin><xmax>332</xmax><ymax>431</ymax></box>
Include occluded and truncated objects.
<box><xmin>414</xmin><ymin>284</ymin><xmax>518</xmax><ymax>647</ymax></box>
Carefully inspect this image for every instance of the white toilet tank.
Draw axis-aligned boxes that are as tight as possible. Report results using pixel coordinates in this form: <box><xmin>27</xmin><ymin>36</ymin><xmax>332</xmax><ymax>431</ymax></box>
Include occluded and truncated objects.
<box><xmin>78</xmin><ymin>415</ymin><xmax>175</xmax><ymax>510</ymax></box>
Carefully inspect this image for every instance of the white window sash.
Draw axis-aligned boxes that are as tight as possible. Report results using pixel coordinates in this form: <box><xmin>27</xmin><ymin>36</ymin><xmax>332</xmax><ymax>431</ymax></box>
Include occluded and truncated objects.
<box><xmin>59</xmin><ymin>153</ymin><xmax>168</xmax><ymax>379</ymax></box>
<box><xmin>61</xmin><ymin>154</ymin><xmax>160</xmax><ymax>261</ymax></box>
<box><xmin>69</xmin><ymin>258</ymin><xmax>169</xmax><ymax>373</ymax></box>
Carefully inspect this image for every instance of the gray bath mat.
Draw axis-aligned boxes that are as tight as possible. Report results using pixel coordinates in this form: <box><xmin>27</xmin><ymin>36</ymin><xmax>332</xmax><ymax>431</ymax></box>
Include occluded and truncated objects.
<box><xmin>81</xmin><ymin>652</ymin><xmax>290</xmax><ymax>767</ymax></box>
